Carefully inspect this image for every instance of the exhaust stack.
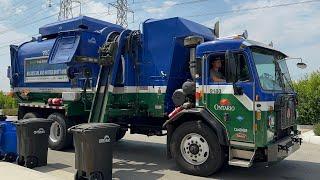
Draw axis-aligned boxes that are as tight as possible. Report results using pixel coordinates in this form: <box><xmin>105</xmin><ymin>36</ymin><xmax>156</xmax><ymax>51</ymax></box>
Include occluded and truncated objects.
<box><xmin>184</xmin><ymin>36</ymin><xmax>204</xmax><ymax>80</ymax></box>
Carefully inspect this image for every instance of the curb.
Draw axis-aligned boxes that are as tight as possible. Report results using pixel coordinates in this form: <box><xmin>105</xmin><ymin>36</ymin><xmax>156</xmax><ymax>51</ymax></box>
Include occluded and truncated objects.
<box><xmin>300</xmin><ymin>130</ymin><xmax>320</xmax><ymax>145</ymax></box>
<box><xmin>0</xmin><ymin>162</ymin><xmax>59</xmax><ymax>180</ymax></box>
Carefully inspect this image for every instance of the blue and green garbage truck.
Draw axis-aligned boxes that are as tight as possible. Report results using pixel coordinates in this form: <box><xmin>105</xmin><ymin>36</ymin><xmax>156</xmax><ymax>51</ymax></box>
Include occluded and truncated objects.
<box><xmin>8</xmin><ymin>16</ymin><xmax>303</xmax><ymax>176</ymax></box>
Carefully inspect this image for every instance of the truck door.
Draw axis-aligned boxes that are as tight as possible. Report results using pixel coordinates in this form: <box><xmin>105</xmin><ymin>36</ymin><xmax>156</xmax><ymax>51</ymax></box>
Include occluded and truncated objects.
<box><xmin>204</xmin><ymin>51</ymin><xmax>255</xmax><ymax>143</ymax></box>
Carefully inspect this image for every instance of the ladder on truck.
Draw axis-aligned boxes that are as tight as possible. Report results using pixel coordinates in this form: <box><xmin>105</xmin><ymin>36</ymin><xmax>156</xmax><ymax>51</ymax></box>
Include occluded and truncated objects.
<box><xmin>89</xmin><ymin>30</ymin><xmax>131</xmax><ymax>123</ymax></box>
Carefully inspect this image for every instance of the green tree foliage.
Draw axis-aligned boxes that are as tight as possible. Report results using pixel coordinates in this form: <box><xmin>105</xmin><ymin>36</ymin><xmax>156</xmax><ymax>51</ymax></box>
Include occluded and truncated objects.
<box><xmin>314</xmin><ymin>123</ymin><xmax>320</xmax><ymax>136</ymax></box>
<box><xmin>293</xmin><ymin>71</ymin><xmax>320</xmax><ymax>125</ymax></box>
<box><xmin>0</xmin><ymin>91</ymin><xmax>17</xmax><ymax>109</ymax></box>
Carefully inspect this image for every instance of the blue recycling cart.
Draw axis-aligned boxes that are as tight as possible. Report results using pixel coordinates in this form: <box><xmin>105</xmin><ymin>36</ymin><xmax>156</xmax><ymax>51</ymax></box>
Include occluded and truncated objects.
<box><xmin>0</xmin><ymin>117</ymin><xmax>18</xmax><ymax>162</ymax></box>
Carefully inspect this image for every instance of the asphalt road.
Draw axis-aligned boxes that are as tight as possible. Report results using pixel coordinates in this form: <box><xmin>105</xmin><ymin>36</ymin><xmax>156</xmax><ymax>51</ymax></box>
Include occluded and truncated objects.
<box><xmin>32</xmin><ymin>133</ymin><xmax>320</xmax><ymax>180</ymax></box>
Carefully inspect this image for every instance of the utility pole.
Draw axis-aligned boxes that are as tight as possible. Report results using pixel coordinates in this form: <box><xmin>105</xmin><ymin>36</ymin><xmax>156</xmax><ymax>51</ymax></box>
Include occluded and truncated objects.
<box><xmin>108</xmin><ymin>0</ymin><xmax>134</xmax><ymax>28</ymax></box>
<box><xmin>58</xmin><ymin>0</ymin><xmax>82</xmax><ymax>21</ymax></box>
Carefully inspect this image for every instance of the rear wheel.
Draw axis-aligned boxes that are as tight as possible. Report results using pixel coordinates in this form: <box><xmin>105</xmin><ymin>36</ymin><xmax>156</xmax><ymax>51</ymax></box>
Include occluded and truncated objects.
<box><xmin>170</xmin><ymin>121</ymin><xmax>224</xmax><ymax>176</ymax></box>
<box><xmin>89</xmin><ymin>172</ymin><xmax>103</xmax><ymax>180</ymax></box>
<box><xmin>48</xmin><ymin>113</ymin><xmax>73</xmax><ymax>150</ymax></box>
<box><xmin>22</xmin><ymin>112</ymin><xmax>40</xmax><ymax>119</ymax></box>
<box><xmin>4</xmin><ymin>153</ymin><xmax>17</xmax><ymax>162</ymax></box>
<box><xmin>26</xmin><ymin>156</ymin><xmax>38</xmax><ymax>169</ymax></box>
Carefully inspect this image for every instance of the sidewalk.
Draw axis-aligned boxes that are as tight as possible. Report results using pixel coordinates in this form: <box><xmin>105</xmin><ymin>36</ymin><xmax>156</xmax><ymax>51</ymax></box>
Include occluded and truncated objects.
<box><xmin>301</xmin><ymin>130</ymin><xmax>320</xmax><ymax>145</ymax></box>
<box><xmin>0</xmin><ymin>162</ymin><xmax>59</xmax><ymax>180</ymax></box>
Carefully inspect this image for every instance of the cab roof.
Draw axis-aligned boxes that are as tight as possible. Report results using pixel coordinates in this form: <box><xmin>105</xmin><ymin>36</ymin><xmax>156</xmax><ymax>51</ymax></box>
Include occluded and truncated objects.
<box><xmin>196</xmin><ymin>38</ymin><xmax>287</xmax><ymax>58</ymax></box>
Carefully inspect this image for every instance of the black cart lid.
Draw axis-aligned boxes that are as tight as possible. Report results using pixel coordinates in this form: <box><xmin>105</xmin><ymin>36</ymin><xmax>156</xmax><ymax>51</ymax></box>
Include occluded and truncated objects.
<box><xmin>69</xmin><ymin>123</ymin><xmax>119</xmax><ymax>132</ymax></box>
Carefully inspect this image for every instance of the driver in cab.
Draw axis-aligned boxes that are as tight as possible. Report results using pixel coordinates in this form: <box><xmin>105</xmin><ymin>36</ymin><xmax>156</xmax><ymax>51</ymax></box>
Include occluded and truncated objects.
<box><xmin>210</xmin><ymin>56</ymin><xmax>226</xmax><ymax>82</ymax></box>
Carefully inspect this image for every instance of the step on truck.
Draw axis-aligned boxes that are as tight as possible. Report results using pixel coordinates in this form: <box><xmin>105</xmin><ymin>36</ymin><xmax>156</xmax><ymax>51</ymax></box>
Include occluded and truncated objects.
<box><xmin>8</xmin><ymin>16</ymin><xmax>305</xmax><ymax>176</ymax></box>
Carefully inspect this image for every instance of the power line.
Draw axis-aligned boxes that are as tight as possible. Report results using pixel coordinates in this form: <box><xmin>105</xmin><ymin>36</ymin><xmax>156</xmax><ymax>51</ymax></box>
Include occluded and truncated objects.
<box><xmin>59</xmin><ymin>0</ymin><xmax>83</xmax><ymax>21</ymax></box>
<box><xmin>108</xmin><ymin>0</ymin><xmax>134</xmax><ymax>28</ymax></box>
<box><xmin>186</xmin><ymin>0</ymin><xmax>320</xmax><ymax>18</ymax></box>
<box><xmin>1</xmin><ymin>0</ymin><xmax>319</xmax><ymax>51</ymax></box>
<box><xmin>0</xmin><ymin>0</ymin><xmax>38</xmax><ymax>21</ymax></box>
<box><xmin>0</xmin><ymin>0</ymin><xmax>91</xmax><ymax>36</ymax></box>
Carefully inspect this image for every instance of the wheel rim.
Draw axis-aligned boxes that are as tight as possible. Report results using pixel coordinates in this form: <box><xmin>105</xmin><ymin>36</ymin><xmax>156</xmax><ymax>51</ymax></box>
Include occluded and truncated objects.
<box><xmin>180</xmin><ymin>133</ymin><xmax>210</xmax><ymax>165</ymax></box>
<box><xmin>49</xmin><ymin>121</ymin><xmax>62</xmax><ymax>143</ymax></box>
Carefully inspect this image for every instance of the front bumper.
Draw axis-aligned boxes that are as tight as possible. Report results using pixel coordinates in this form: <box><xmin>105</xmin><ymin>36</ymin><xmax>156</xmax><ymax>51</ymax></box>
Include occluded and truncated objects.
<box><xmin>267</xmin><ymin>136</ymin><xmax>301</xmax><ymax>163</ymax></box>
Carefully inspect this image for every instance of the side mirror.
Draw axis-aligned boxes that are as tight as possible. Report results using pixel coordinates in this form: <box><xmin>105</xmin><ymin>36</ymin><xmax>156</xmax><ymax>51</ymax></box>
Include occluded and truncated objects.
<box><xmin>297</xmin><ymin>62</ymin><xmax>307</xmax><ymax>69</ymax></box>
<box><xmin>214</xmin><ymin>21</ymin><xmax>220</xmax><ymax>38</ymax></box>
<box><xmin>7</xmin><ymin>66</ymin><xmax>11</xmax><ymax>79</ymax></box>
<box><xmin>225</xmin><ymin>50</ymin><xmax>237</xmax><ymax>83</ymax></box>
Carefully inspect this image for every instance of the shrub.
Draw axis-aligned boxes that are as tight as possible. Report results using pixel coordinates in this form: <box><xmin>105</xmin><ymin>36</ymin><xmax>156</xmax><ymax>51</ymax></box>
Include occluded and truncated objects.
<box><xmin>293</xmin><ymin>70</ymin><xmax>320</xmax><ymax>125</ymax></box>
<box><xmin>2</xmin><ymin>108</ymin><xmax>18</xmax><ymax>116</ymax></box>
<box><xmin>0</xmin><ymin>91</ymin><xmax>17</xmax><ymax>109</ymax></box>
<box><xmin>314</xmin><ymin>123</ymin><xmax>320</xmax><ymax>136</ymax></box>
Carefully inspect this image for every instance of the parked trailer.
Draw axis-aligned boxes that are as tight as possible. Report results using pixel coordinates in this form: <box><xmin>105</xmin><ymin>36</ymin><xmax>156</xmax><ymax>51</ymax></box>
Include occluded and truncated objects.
<box><xmin>9</xmin><ymin>16</ymin><xmax>303</xmax><ymax>176</ymax></box>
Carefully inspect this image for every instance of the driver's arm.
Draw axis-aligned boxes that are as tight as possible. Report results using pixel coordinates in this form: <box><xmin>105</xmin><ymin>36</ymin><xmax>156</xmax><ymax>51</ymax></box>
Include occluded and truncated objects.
<box><xmin>211</xmin><ymin>70</ymin><xmax>226</xmax><ymax>82</ymax></box>
<box><xmin>212</xmin><ymin>75</ymin><xmax>225</xmax><ymax>82</ymax></box>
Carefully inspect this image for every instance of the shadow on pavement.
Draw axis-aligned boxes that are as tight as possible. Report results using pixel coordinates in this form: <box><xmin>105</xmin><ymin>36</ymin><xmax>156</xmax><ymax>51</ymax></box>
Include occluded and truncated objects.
<box><xmin>112</xmin><ymin>139</ymin><xmax>177</xmax><ymax>180</ymax></box>
<box><xmin>211</xmin><ymin>160</ymin><xmax>320</xmax><ymax>180</ymax></box>
<box><xmin>35</xmin><ymin>163</ymin><xmax>72</xmax><ymax>173</ymax></box>
<box><xmin>112</xmin><ymin>140</ymin><xmax>320</xmax><ymax>180</ymax></box>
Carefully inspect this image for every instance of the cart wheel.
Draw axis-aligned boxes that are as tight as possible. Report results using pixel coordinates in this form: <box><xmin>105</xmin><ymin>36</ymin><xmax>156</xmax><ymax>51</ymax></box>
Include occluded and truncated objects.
<box><xmin>0</xmin><ymin>152</ymin><xmax>4</xmax><ymax>160</ymax></box>
<box><xmin>89</xmin><ymin>172</ymin><xmax>103</xmax><ymax>180</ymax></box>
<box><xmin>17</xmin><ymin>156</ymin><xmax>25</xmax><ymax>166</ymax></box>
<box><xmin>26</xmin><ymin>156</ymin><xmax>38</xmax><ymax>169</ymax></box>
<box><xmin>4</xmin><ymin>153</ymin><xmax>17</xmax><ymax>162</ymax></box>
<box><xmin>74</xmin><ymin>170</ymin><xmax>86</xmax><ymax>180</ymax></box>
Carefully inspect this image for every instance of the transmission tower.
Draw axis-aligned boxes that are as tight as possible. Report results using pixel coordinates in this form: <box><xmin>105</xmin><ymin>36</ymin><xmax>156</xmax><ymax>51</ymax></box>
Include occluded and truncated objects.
<box><xmin>109</xmin><ymin>0</ymin><xmax>134</xmax><ymax>28</ymax></box>
<box><xmin>58</xmin><ymin>0</ymin><xmax>82</xmax><ymax>21</ymax></box>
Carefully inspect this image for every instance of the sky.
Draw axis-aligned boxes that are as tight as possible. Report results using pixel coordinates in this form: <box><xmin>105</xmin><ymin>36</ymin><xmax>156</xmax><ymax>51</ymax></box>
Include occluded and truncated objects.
<box><xmin>0</xmin><ymin>0</ymin><xmax>319</xmax><ymax>92</ymax></box>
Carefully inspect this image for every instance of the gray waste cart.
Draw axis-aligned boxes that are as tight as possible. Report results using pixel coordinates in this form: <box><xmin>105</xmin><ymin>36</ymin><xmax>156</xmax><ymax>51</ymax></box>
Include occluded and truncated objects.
<box><xmin>69</xmin><ymin>123</ymin><xmax>120</xmax><ymax>180</ymax></box>
<box><xmin>14</xmin><ymin>118</ymin><xmax>52</xmax><ymax>168</ymax></box>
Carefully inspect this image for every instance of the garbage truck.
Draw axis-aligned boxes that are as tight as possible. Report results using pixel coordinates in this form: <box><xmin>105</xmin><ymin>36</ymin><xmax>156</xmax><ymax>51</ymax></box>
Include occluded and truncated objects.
<box><xmin>8</xmin><ymin>16</ymin><xmax>304</xmax><ymax>176</ymax></box>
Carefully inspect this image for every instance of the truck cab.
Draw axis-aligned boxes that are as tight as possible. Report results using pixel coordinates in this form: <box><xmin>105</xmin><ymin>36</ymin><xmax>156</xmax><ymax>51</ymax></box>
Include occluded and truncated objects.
<box><xmin>166</xmin><ymin>35</ymin><xmax>302</xmax><ymax>176</ymax></box>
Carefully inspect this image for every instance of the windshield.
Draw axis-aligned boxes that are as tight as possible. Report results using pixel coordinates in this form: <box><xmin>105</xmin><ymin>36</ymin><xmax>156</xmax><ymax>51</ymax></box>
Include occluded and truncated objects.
<box><xmin>251</xmin><ymin>47</ymin><xmax>290</xmax><ymax>91</ymax></box>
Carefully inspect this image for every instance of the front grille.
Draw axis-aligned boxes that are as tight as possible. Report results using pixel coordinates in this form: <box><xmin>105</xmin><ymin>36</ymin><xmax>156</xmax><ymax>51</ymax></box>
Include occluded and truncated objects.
<box><xmin>275</xmin><ymin>94</ymin><xmax>297</xmax><ymax>139</ymax></box>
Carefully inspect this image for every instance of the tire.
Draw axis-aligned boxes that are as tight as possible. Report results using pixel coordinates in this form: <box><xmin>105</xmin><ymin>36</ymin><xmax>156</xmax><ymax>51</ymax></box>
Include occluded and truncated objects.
<box><xmin>22</xmin><ymin>112</ymin><xmax>40</xmax><ymax>119</ymax></box>
<box><xmin>74</xmin><ymin>170</ymin><xmax>86</xmax><ymax>180</ymax></box>
<box><xmin>26</xmin><ymin>156</ymin><xmax>38</xmax><ymax>169</ymax></box>
<box><xmin>17</xmin><ymin>156</ymin><xmax>25</xmax><ymax>166</ymax></box>
<box><xmin>4</xmin><ymin>153</ymin><xmax>17</xmax><ymax>162</ymax></box>
<box><xmin>89</xmin><ymin>172</ymin><xmax>103</xmax><ymax>180</ymax></box>
<box><xmin>170</xmin><ymin>121</ymin><xmax>225</xmax><ymax>176</ymax></box>
<box><xmin>0</xmin><ymin>152</ymin><xmax>4</xmax><ymax>160</ymax></box>
<box><xmin>116</xmin><ymin>128</ymin><xmax>127</xmax><ymax>141</ymax></box>
<box><xmin>48</xmin><ymin>113</ymin><xmax>73</xmax><ymax>150</ymax></box>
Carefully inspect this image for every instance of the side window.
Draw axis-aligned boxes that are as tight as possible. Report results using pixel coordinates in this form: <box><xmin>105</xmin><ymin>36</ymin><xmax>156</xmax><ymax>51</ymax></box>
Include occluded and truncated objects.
<box><xmin>207</xmin><ymin>52</ymin><xmax>250</xmax><ymax>83</ymax></box>
<box><xmin>237</xmin><ymin>53</ymin><xmax>250</xmax><ymax>82</ymax></box>
<box><xmin>208</xmin><ymin>54</ymin><xmax>226</xmax><ymax>83</ymax></box>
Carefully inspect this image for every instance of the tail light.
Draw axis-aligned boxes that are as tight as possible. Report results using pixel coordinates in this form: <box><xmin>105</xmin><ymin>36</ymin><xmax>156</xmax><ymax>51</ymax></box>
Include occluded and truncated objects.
<box><xmin>48</xmin><ymin>98</ymin><xmax>63</xmax><ymax>106</ymax></box>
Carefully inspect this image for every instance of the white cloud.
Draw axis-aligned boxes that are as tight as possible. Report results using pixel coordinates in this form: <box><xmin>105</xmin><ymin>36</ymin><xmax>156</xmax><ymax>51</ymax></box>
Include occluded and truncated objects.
<box><xmin>144</xmin><ymin>0</ymin><xmax>177</xmax><ymax>17</ymax></box>
<box><xmin>204</xmin><ymin>0</ymin><xmax>320</xmax><ymax>79</ymax></box>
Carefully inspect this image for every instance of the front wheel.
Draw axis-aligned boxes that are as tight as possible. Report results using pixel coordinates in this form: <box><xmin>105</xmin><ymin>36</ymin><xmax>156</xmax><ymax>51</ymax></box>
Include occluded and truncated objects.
<box><xmin>170</xmin><ymin>121</ymin><xmax>224</xmax><ymax>176</ymax></box>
